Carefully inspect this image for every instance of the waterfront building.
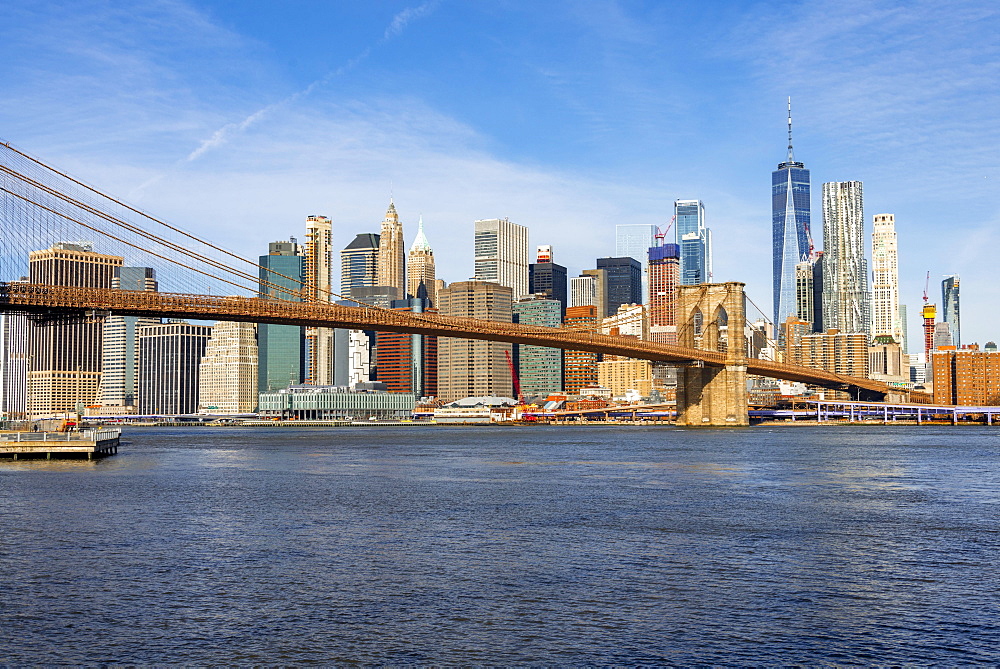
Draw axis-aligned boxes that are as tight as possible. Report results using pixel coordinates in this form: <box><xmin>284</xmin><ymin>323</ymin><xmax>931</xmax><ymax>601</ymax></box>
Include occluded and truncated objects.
<box><xmin>304</xmin><ymin>215</ymin><xmax>334</xmax><ymax>385</ymax></box>
<box><xmin>341</xmin><ymin>233</ymin><xmax>380</xmax><ymax>299</ymax></box>
<box><xmin>868</xmin><ymin>335</ymin><xmax>907</xmax><ymax>385</ymax></box>
<box><xmin>563</xmin><ymin>305</ymin><xmax>599</xmax><ymax>394</ymax></box>
<box><xmin>528</xmin><ymin>245</ymin><xmax>567</xmax><ymax>314</ymax></box>
<box><xmin>436</xmin><ymin>280</ymin><xmax>513</xmax><ymax>401</ymax></box>
<box><xmin>597</xmin><ymin>358</ymin><xmax>653</xmax><ymax>398</ymax></box>
<box><xmin>785</xmin><ymin>328</ymin><xmax>868</xmax><ymax>379</ymax></box>
<box><xmin>942</xmin><ymin>275</ymin><xmax>960</xmax><ymax>348</ymax></box>
<box><xmin>648</xmin><ymin>242</ymin><xmax>680</xmax><ymax>344</ymax></box>
<box><xmin>98</xmin><ymin>266</ymin><xmax>159</xmax><ymax>411</ymax></box>
<box><xmin>616</xmin><ymin>224</ymin><xmax>657</xmax><ymax>302</ymax></box>
<box><xmin>513</xmin><ymin>295</ymin><xmax>563</xmax><ymax>397</ymax></box>
<box><xmin>258</xmin><ymin>240</ymin><xmax>305</xmax><ymax>392</ymax></box>
<box><xmin>821</xmin><ymin>181</ymin><xmax>870</xmax><ymax>335</ymax></box>
<box><xmin>596</xmin><ymin>257</ymin><xmax>641</xmax><ymax>316</ymax></box>
<box><xmin>406</xmin><ymin>216</ymin><xmax>435</xmax><ymax>303</ymax></box>
<box><xmin>198</xmin><ymin>321</ymin><xmax>259</xmax><ymax>414</ymax></box>
<box><xmin>932</xmin><ymin>348</ymin><xmax>1000</xmax><ymax>405</ymax></box>
<box><xmin>258</xmin><ymin>383</ymin><xmax>415</xmax><ymax>420</ymax></box>
<box><xmin>871</xmin><ymin>214</ymin><xmax>903</xmax><ymax>345</ymax></box>
<box><xmin>772</xmin><ymin>99</ymin><xmax>812</xmax><ymax>327</ymax></box>
<box><xmin>137</xmin><ymin>321</ymin><xmax>211</xmax><ymax>415</ymax></box>
<box><xmin>27</xmin><ymin>243</ymin><xmax>122</xmax><ymax>419</ymax></box>
<box><xmin>377</xmin><ymin>201</ymin><xmax>405</xmax><ymax>300</ymax></box>
<box><xmin>675</xmin><ymin>199</ymin><xmax>712</xmax><ymax>285</ymax></box>
<box><xmin>0</xmin><ymin>310</ymin><xmax>28</xmax><ymax>420</ymax></box>
<box><xmin>374</xmin><ymin>295</ymin><xmax>437</xmax><ymax>398</ymax></box>
<box><xmin>474</xmin><ymin>218</ymin><xmax>529</xmax><ymax>300</ymax></box>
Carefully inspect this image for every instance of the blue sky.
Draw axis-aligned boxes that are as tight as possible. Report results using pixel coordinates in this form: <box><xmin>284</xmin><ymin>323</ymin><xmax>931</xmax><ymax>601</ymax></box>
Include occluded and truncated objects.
<box><xmin>2</xmin><ymin>0</ymin><xmax>998</xmax><ymax>344</ymax></box>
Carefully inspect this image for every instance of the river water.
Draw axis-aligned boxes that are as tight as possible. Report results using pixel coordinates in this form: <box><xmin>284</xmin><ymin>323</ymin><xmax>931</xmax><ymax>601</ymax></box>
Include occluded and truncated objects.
<box><xmin>1</xmin><ymin>425</ymin><xmax>998</xmax><ymax>664</ymax></box>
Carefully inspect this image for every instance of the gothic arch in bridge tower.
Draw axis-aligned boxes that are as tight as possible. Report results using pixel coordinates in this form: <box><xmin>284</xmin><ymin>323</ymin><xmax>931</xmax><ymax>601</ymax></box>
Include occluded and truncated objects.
<box><xmin>675</xmin><ymin>282</ymin><xmax>749</xmax><ymax>427</ymax></box>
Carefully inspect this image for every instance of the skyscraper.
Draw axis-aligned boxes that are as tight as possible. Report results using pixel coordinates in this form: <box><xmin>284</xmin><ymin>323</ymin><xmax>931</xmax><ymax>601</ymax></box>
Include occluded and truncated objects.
<box><xmin>528</xmin><ymin>245</ymin><xmax>567</xmax><ymax>314</ymax></box>
<box><xmin>616</xmin><ymin>224</ymin><xmax>657</xmax><ymax>302</ymax></box>
<box><xmin>675</xmin><ymin>199</ymin><xmax>711</xmax><ymax>285</ymax></box>
<box><xmin>563</xmin><ymin>305</ymin><xmax>599</xmax><ymax>394</ymax></box>
<box><xmin>513</xmin><ymin>295</ymin><xmax>563</xmax><ymax>397</ymax></box>
<box><xmin>596</xmin><ymin>257</ymin><xmax>642</xmax><ymax>315</ymax></box>
<box><xmin>304</xmin><ymin>215</ymin><xmax>333</xmax><ymax>385</ymax></box>
<box><xmin>406</xmin><ymin>216</ymin><xmax>435</xmax><ymax>303</ymax></box>
<box><xmin>821</xmin><ymin>181</ymin><xmax>870</xmax><ymax>335</ymax></box>
<box><xmin>772</xmin><ymin>99</ymin><xmax>812</xmax><ymax>327</ymax></box>
<box><xmin>198</xmin><ymin>321</ymin><xmax>259</xmax><ymax>414</ymax></box>
<box><xmin>98</xmin><ymin>266</ymin><xmax>159</xmax><ymax>410</ymax></box>
<box><xmin>377</xmin><ymin>201</ymin><xmax>405</xmax><ymax>299</ymax></box>
<box><xmin>871</xmin><ymin>214</ymin><xmax>903</xmax><ymax>345</ymax></box>
<box><xmin>27</xmin><ymin>242</ymin><xmax>123</xmax><ymax>418</ymax></box>
<box><xmin>648</xmin><ymin>243</ymin><xmax>681</xmax><ymax>344</ymax></box>
<box><xmin>138</xmin><ymin>321</ymin><xmax>211</xmax><ymax>415</ymax></box>
<box><xmin>0</xmin><ymin>310</ymin><xmax>28</xmax><ymax>420</ymax></box>
<box><xmin>474</xmin><ymin>218</ymin><xmax>529</xmax><ymax>300</ymax></box>
<box><xmin>375</xmin><ymin>295</ymin><xmax>437</xmax><ymax>398</ymax></box>
<box><xmin>258</xmin><ymin>240</ymin><xmax>305</xmax><ymax>392</ymax></box>
<box><xmin>341</xmin><ymin>233</ymin><xmax>380</xmax><ymax>298</ymax></box>
<box><xmin>942</xmin><ymin>275</ymin><xmax>960</xmax><ymax>348</ymax></box>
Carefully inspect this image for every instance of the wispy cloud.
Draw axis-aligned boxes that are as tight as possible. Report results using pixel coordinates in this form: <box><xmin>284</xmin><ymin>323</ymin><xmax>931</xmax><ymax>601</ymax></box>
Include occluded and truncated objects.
<box><xmin>383</xmin><ymin>1</ymin><xmax>440</xmax><ymax>41</ymax></box>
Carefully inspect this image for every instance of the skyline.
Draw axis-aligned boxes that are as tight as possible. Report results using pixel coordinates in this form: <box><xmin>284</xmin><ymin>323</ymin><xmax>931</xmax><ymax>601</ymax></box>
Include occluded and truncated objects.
<box><xmin>2</xmin><ymin>1</ymin><xmax>998</xmax><ymax>343</ymax></box>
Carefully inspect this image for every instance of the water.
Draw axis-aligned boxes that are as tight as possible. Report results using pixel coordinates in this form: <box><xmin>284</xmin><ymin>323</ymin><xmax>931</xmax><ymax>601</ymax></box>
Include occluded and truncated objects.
<box><xmin>1</xmin><ymin>425</ymin><xmax>998</xmax><ymax>664</ymax></box>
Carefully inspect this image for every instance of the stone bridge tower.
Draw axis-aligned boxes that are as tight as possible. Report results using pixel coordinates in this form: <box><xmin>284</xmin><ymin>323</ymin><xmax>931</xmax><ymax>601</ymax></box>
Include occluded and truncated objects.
<box><xmin>675</xmin><ymin>282</ymin><xmax>749</xmax><ymax>426</ymax></box>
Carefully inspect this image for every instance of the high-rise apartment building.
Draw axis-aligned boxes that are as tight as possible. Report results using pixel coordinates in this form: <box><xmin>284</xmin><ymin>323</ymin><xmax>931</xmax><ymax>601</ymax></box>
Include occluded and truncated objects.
<box><xmin>98</xmin><ymin>266</ymin><xmax>159</xmax><ymax>410</ymax></box>
<box><xmin>513</xmin><ymin>295</ymin><xmax>563</xmax><ymax>397</ymax></box>
<box><xmin>138</xmin><ymin>322</ymin><xmax>211</xmax><ymax>415</ymax></box>
<box><xmin>871</xmin><ymin>214</ymin><xmax>903</xmax><ymax>345</ymax></box>
<box><xmin>821</xmin><ymin>181</ymin><xmax>870</xmax><ymax>335</ymax></box>
<box><xmin>563</xmin><ymin>305</ymin><xmax>599</xmax><ymax>394</ymax></box>
<box><xmin>375</xmin><ymin>296</ymin><xmax>437</xmax><ymax>398</ymax></box>
<box><xmin>648</xmin><ymin>242</ymin><xmax>680</xmax><ymax>344</ymax></box>
<box><xmin>932</xmin><ymin>348</ymin><xmax>1000</xmax><ymax>405</ymax></box>
<box><xmin>772</xmin><ymin>99</ymin><xmax>812</xmax><ymax>327</ymax></box>
<box><xmin>528</xmin><ymin>246</ymin><xmax>567</xmax><ymax>315</ymax></box>
<box><xmin>596</xmin><ymin>257</ymin><xmax>642</xmax><ymax>315</ymax></box>
<box><xmin>616</xmin><ymin>224</ymin><xmax>657</xmax><ymax>302</ymax></box>
<box><xmin>942</xmin><ymin>275</ymin><xmax>960</xmax><ymax>348</ymax></box>
<box><xmin>341</xmin><ymin>233</ymin><xmax>380</xmax><ymax>299</ymax></box>
<box><xmin>304</xmin><ymin>215</ymin><xmax>333</xmax><ymax>385</ymax></box>
<box><xmin>377</xmin><ymin>201</ymin><xmax>405</xmax><ymax>299</ymax></box>
<box><xmin>675</xmin><ymin>199</ymin><xmax>712</xmax><ymax>285</ymax></box>
<box><xmin>0</xmin><ymin>311</ymin><xmax>29</xmax><ymax>419</ymax></box>
<box><xmin>198</xmin><ymin>321</ymin><xmax>258</xmax><ymax>414</ymax></box>
<box><xmin>258</xmin><ymin>240</ymin><xmax>305</xmax><ymax>392</ymax></box>
<box><xmin>785</xmin><ymin>328</ymin><xmax>868</xmax><ymax>379</ymax></box>
<box><xmin>474</xmin><ymin>218</ymin><xmax>529</xmax><ymax>300</ymax></box>
<box><xmin>436</xmin><ymin>280</ymin><xmax>514</xmax><ymax>401</ymax></box>
<box><xmin>406</xmin><ymin>216</ymin><xmax>436</xmax><ymax>304</ymax></box>
<box><xmin>27</xmin><ymin>242</ymin><xmax>123</xmax><ymax>418</ymax></box>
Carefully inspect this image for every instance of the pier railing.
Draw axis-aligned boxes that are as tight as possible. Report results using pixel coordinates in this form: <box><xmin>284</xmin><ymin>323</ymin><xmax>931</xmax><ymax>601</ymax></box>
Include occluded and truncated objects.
<box><xmin>0</xmin><ymin>428</ymin><xmax>121</xmax><ymax>442</ymax></box>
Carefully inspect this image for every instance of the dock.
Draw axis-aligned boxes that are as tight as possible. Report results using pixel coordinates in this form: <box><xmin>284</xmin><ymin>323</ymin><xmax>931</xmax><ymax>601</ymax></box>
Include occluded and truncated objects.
<box><xmin>0</xmin><ymin>428</ymin><xmax>121</xmax><ymax>460</ymax></box>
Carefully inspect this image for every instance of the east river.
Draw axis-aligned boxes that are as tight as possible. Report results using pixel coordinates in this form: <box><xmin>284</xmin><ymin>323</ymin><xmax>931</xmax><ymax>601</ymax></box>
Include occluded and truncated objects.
<box><xmin>1</xmin><ymin>425</ymin><xmax>998</xmax><ymax>664</ymax></box>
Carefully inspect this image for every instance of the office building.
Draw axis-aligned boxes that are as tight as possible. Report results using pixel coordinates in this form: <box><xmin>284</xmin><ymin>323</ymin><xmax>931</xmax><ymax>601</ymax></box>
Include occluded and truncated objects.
<box><xmin>648</xmin><ymin>242</ymin><xmax>680</xmax><ymax>344</ymax></box>
<box><xmin>436</xmin><ymin>280</ymin><xmax>513</xmax><ymax>401</ymax></box>
<box><xmin>868</xmin><ymin>335</ymin><xmax>907</xmax><ymax>385</ymax></box>
<box><xmin>785</xmin><ymin>328</ymin><xmax>868</xmax><ymax>379</ymax></box>
<box><xmin>772</xmin><ymin>99</ymin><xmax>812</xmax><ymax>327</ymax></box>
<box><xmin>341</xmin><ymin>233</ymin><xmax>380</xmax><ymax>299</ymax></box>
<box><xmin>821</xmin><ymin>181</ymin><xmax>870</xmax><ymax>335</ymax></box>
<box><xmin>258</xmin><ymin>240</ymin><xmax>305</xmax><ymax>392</ymax></box>
<box><xmin>616</xmin><ymin>224</ymin><xmax>657</xmax><ymax>302</ymax></box>
<box><xmin>871</xmin><ymin>214</ymin><xmax>903</xmax><ymax>345</ymax></box>
<box><xmin>932</xmin><ymin>348</ymin><xmax>1000</xmax><ymax>405</ymax></box>
<box><xmin>474</xmin><ymin>218</ymin><xmax>529</xmax><ymax>300</ymax></box>
<box><xmin>377</xmin><ymin>201</ymin><xmax>405</xmax><ymax>299</ymax></box>
<box><xmin>198</xmin><ymin>321</ymin><xmax>259</xmax><ymax>414</ymax></box>
<box><xmin>602</xmin><ymin>303</ymin><xmax>648</xmax><ymax>339</ymax></box>
<box><xmin>528</xmin><ymin>245</ymin><xmax>567</xmax><ymax>314</ymax></box>
<box><xmin>27</xmin><ymin>243</ymin><xmax>122</xmax><ymax>419</ymax></box>
<box><xmin>597</xmin><ymin>359</ymin><xmax>653</xmax><ymax>398</ymax></box>
<box><xmin>675</xmin><ymin>199</ymin><xmax>712</xmax><ymax>285</ymax></box>
<box><xmin>572</xmin><ymin>268</ymin><xmax>609</xmax><ymax>318</ymax></box>
<box><xmin>899</xmin><ymin>304</ymin><xmax>909</xmax><ymax>354</ymax></box>
<box><xmin>258</xmin><ymin>383</ymin><xmax>416</xmax><ymax>420</ymax></box>
<box><xmin>933</xmin><ymin>322</ymin><xmax>953</xmax><ymax>349</ymax></box>
<box><xmin>513</xmin><ymin>295</ymin><xmax>563</xmax><ymax>397</ymax></box>
<box><xmin>138</xmin><ymin>322</ymin><xmax>211</xmax><ymax>415</ymax></box>
<box><xmin>375</xmin><ymin>296</ymin><xmax>437</xmax><ymax>398</ymax></box>
<box><xmin>406</xmin><ymin>216</ymin><xmax>436</xmax><ymax>303</ymax></box>
<box><xmin>596</xmin><ymin>257</ymin><xmax>641</xmax><ymax>315</ymax></box>
<box><xmin>304</xmin><ymin>215</ymin><xmax>333</xmax><ymax>385</ymax></box>
<box><xmin>0</xmin><ymin>311</ymin><xmax>29</xmax><ymax>420</ymax></box>
<box><xmin>563</xmin><ymin>305</ymin><xmax>599</xmax><ymax>394</ymax></box>
<box><xmin>942</xmin><ymin>275</ymin><xmax>960</xmax><ymax>348</ymax></box>
<box><xmin>98</xmin><ymin>266</ymin><xmax>159</xmax><ymax>411</ymax></box>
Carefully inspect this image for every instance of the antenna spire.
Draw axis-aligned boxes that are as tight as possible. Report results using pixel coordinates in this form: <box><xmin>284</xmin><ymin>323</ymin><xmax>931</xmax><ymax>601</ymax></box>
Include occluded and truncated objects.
<box><xmin>786</xmin><ymin>96</ymin><xmax>795</xmax><ymax>163</ymax></box>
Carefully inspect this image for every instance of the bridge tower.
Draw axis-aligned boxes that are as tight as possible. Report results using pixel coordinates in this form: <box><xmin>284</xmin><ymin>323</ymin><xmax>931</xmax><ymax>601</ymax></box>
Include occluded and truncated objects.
<box><xmin>675</xmin><ymin>282</ymin><xmax>749</xmax><ymax>427</ymax></box>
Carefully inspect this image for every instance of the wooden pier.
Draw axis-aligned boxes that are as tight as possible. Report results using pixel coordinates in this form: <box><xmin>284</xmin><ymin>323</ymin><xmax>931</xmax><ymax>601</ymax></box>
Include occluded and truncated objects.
<box><xmin>0</xmin><ymin>428</ymin><xmax>121</xmax><ymax>460</ymax></box>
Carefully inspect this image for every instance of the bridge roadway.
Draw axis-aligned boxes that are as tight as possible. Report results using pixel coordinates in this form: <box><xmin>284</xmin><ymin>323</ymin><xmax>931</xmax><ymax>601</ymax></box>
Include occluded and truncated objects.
<box><xmin>1</xmin><ymin>282</ymin><xmax>906</xmax><ymax>397</ymax></box>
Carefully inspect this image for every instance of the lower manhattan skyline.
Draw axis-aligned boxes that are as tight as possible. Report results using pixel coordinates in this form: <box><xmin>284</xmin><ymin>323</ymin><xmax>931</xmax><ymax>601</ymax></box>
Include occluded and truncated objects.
<box><xmin>2</xmin><ymin>0</ymin><xmax>997</xmax><ymax>346</ymax></box>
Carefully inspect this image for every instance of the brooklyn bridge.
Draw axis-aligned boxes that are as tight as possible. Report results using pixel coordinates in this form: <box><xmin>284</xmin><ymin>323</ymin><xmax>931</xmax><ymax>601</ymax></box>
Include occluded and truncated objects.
<box><xmin>0</xmin><ymin>141</ymin><xmax>917</xmax><ymax>426</ymax></box>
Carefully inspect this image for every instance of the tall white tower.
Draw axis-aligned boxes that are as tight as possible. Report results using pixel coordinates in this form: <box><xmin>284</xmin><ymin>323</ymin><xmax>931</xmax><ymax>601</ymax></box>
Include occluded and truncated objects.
<box><xmin>871</xmin><ymin>214</ymin><xmax>903</xmax><ymax>345</ymax></box>
<box><xmin>474</xmin><ymin>217</ymin><xmax>529</xmax><ymax>300</ymax></box>
<box><xmin>304</xmin><ymin>215</ymin><xmax>333</xmax><ymax>385</ymax></box>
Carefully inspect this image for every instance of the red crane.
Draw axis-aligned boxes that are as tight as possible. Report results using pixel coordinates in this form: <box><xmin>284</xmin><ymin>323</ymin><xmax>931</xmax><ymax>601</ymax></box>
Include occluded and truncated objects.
<box><xmin>654</xmin><ymin>216</ymin><xmax>675</xmax><ymax>246</ymax></box>
<box><xmin>922</xmin><ymin>270</ymin><xmax>930</xmax><ymax>304</ymax></box>
<box><xmin>504</xmin><ymin>349</ymin><xmax>524</xmax><ymax>404</ymax></box>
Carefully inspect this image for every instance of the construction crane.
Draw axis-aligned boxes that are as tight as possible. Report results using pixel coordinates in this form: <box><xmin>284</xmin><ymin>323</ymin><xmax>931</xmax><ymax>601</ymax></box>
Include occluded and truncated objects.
<box><xmin>654</xmin><ymin>216</ymin><xmax>675</xmax><ymax>246</ymax></box>
<box><xmin>504</xmin><ymin>349</ymin><xmax>524</xmax><ymax>404</ymax></box>
<box><xmin>922</xmin><ymin>270</ymin><xmax>930</xmax><ymax>304</ymax></box>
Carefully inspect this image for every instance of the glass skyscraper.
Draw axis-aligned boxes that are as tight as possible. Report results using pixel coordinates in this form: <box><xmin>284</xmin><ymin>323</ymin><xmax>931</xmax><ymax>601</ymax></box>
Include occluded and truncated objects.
<box><xmin>258</xmin><ymin>240</ymin><xmax>305</xmax><ymax>392</ymax></box>
<box><xmin>772</xmin><ymin>100</ymin><xmax>811</xmax><ymax>328</ymax></box>
<box><xmin>616</xmin><ymin>224</ymin><xmax>656</xmax><ymax>302</ymax></box>
<box><xmin>942</xmin><ymin>275</ymin><xmax>960</xmax><ymax>347</ymax></box>
<box><xmin>674</xmin><ymin>199</ymin><xmax>711</xmax><ymax>285</ymax></box>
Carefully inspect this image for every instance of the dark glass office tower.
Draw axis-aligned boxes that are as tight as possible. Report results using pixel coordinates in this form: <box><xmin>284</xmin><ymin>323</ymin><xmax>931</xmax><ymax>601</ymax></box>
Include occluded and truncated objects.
<box><xmin>942</xmin><ymin>275</ymin><xmax>960</xmax><ymax>347</ymax></box>
<box><xmin>258</xmin><ymin>240</ymin><xmax>305</xmax><ymax>392</ymax></box>
<box><xmin>772</xmin><ymin>98</ymin><xmax>812</xmax><ymax>328</ymax></box>
<box><xmin>596</xmin><ymin>257</ymin><xmax>642</xmax><ymax>315</ymax></box>
<box><xmin>528</xmin><ymin>261</ymin><xmax>568</xmax><ymax>314</ymax></box>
